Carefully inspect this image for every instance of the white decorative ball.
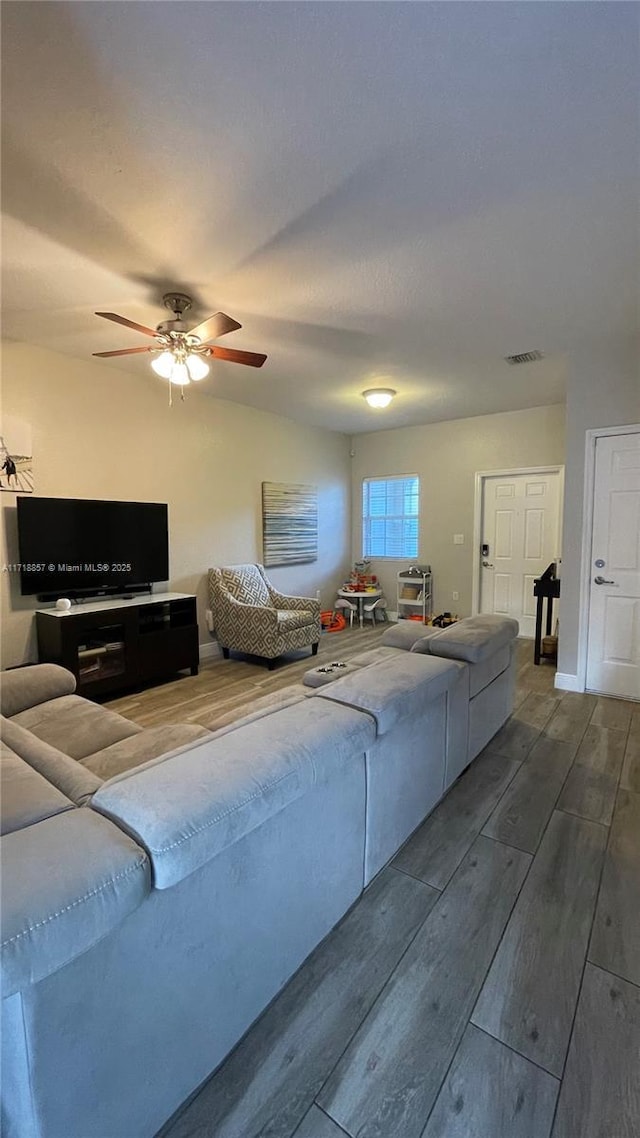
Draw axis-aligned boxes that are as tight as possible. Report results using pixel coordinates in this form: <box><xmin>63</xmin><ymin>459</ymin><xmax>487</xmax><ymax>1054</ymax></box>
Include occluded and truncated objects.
<box><xmin>55</xmin><ymin>598</ymin><xmax>72</xmax><ymax>612</ymax></box>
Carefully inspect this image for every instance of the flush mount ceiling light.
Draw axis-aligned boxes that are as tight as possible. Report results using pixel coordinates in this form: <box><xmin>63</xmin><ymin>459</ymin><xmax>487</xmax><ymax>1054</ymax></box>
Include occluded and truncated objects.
<box><xmin>362</xmin><ymin>388</ymin><xmax>396</xmax><ymax>409</ymax></box>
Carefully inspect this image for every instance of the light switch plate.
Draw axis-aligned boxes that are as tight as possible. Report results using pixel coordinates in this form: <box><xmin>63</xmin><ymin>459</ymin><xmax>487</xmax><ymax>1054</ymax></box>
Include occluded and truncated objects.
<box><xmin>453</xmin><ymin>533</ymin><xmax>464</xmax><ymax>545</ymax></box>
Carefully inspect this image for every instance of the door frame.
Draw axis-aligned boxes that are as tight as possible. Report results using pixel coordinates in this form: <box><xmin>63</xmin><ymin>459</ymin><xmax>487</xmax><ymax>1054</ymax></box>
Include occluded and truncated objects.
<box><xmin>471</xmin><ymin>465</ymin><xmax>565</xmax><ymax>619</ymax></box>
<box><xmin>577</xmin><ymin>423</ymin><xmax>640</xmax><ymax>694</ymax></box>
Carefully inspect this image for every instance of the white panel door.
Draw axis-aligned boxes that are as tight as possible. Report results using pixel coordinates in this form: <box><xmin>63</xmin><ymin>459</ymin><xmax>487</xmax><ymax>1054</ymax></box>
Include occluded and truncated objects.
<box><xmin>479</xmin><ymin>471</ymin><xmax>562</xmax><ymax>637</ymax></box>
<box><xmin>586</xmin><ymin>431</ymin><xmax>640</xmax><ymax>700</ymax></box>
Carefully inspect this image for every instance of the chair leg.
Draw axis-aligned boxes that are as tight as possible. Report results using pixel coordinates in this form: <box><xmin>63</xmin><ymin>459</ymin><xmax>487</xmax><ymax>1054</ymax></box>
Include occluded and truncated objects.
<box><xmin>312</xmin><ymin>642</ymin><xmax>319</xmax><ymax>656</ymax></box>
<box><xmin>222</xmin><ymin>647</ymin><xmax>230</xmax><ymax>659</ymax></box>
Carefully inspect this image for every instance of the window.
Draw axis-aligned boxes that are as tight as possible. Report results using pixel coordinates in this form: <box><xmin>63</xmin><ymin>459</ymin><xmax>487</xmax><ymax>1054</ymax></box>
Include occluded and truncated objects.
<box><xmin>362</xmin><ymin>475</ymin><xmax>419</xmax><ymax>559</ymax></box>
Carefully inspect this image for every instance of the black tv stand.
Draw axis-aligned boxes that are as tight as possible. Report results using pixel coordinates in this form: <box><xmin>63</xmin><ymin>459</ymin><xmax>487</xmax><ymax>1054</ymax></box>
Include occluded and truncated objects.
<box><xmin>35</xmin><ymin>592</ymin><xmax>199</xmax><ymax>698</ymax></box>
<box><xmin>37</xmin><ymin>583</ymin><xmax>153</xmax><ymax>604</ymax></box>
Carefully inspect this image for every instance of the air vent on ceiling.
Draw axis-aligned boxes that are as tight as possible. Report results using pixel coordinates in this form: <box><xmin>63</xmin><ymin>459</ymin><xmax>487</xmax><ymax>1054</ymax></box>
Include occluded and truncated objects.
<box><xmin>504</xmin><ymin>350</ymin><xmax>544</xmax><ymax>365</ymax></box>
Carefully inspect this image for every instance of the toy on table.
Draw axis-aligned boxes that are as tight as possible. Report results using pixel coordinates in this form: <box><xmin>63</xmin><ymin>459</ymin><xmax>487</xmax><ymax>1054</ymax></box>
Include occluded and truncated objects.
<box><xmin>341</xmin><ymin>560</ymin><xmax>379</xmax><ymax>593</ymax></box>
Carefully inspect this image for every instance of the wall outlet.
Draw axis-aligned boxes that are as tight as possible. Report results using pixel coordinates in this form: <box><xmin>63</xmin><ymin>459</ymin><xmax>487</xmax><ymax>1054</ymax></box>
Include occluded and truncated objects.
<box><xmin>452</xmin><ymin>591</ymin><xmax>459</xmax><ymax>601</ymax></box>
<box><xmin>453</xmin><ymin>533</ymin><xmax>464</xmax><ymax>545</ymax></box>
<box><xmin>205</xmin><ymin>609</ymin><xmax>214</xmax><ymax>632</ymax></box>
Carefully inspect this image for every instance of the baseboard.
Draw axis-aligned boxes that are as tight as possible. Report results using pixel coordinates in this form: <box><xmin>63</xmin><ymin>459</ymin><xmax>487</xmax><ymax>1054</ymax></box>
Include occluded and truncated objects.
<box><xmin>554</xmin><ymin>672</ymin><xmax>583</xmax><ymax>693</ymax></box>
<box><xmin>199</xmin><ymin>640</ymin><xmax>222</xmax><ymax>662</ymax></box>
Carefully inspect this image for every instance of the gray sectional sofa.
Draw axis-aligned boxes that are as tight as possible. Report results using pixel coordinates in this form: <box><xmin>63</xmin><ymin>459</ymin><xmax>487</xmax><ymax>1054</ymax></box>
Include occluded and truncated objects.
<box><xmin>1</xmin><ymin>614</ymin><xmax>518</xmax><ymax>1138</ymax></box>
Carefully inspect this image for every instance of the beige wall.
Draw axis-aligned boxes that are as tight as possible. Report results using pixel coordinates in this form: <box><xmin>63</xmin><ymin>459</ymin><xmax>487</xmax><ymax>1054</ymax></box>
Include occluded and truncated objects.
<box><xmin>0</xmin><ymin>342</ymin><xmax>352</xmax><ymax>666</ymax></box>
<box><xmin>351</xmin><ymin>404</ymin><xmax>566</xmax><ymax>617</ymax></box>
<box><xmin>9</xmin><ymin>337</ymin><xmax>632</xmax><ymax>687</ymax></box>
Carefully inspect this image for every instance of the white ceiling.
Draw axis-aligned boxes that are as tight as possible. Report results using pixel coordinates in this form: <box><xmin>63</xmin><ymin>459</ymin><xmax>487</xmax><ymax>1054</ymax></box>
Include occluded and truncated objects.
<box><xmin>2</xmin><ymin>2</ymin><xmax>638</xmax><ymax>433</ymax></box>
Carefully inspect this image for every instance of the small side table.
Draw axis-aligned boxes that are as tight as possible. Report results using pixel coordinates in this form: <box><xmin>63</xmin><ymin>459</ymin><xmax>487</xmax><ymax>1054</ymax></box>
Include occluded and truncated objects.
<box><xmin>533</xmin><ymin>574</ymin><xmax>560</xmax><ymax>665</ymax></box>
<box><xmin>337</xmin><ymin>588</ymin><xmax>382</xmax><ymax>630</ymax></box>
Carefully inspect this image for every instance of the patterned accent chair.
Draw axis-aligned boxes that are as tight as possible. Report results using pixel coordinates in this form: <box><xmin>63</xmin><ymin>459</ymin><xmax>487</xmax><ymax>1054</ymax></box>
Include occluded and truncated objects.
<box><xmin>208</xmin><ymin>564</ymin><xmax>321</xmax><ymax>668</ymax></box>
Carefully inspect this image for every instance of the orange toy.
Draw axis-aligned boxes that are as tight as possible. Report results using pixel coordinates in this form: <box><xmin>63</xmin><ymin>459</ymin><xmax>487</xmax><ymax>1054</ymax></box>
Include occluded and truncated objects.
<box><xmin>320</xmin><ymin>610</ymin><xmax>347</xmax><ymax>633</ymax></box>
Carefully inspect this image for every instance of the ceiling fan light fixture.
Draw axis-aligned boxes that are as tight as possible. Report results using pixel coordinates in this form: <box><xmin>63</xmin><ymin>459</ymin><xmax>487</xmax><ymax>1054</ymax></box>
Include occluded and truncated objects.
<box><xmin>186</xmin><ymin>353</ymin><xmax>209</xmax><ymax>381</ymax></box>
<box><xmin>151</xmin><ymin>349</ymin><xmax>207</xmax><ymax>385</ymax></box>
<box><xmin>151</xmin><ymin>351</ymin><xmax>176</xmax><ymax>380</ymax></box>
<box><xmin>362</xmin><ymin>388</ymin><xmax>396</xmax><ymax>409</ymax></box>
<box><xmin>169</xmin><ymin>361</ymin><xmax>190</xmax><ymax>386</ymax></box>
<box><xmin>93</xmin><ymin>298</ymin><xmax>267</xmax><ymax>399</ymax></box>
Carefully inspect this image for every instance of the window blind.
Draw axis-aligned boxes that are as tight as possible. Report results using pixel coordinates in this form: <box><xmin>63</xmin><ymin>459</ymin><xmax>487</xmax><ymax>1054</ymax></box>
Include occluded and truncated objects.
<box><xmin>362</xmin><ymin>475</ymin><xmax>419</xmax><ymax>558</ymax></box>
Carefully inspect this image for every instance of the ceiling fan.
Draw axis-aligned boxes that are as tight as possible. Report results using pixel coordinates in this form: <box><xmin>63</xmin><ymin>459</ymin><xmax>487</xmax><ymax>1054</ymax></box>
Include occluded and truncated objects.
<box><xmin>93</xmin><ymin>293</ymin><xmax>267</xmax><ymax>391</ymax></box>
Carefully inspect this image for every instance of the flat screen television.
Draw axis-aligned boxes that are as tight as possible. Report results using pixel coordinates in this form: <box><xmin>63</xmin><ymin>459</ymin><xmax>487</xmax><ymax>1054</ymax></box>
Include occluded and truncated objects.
<box><xmin>17</xmin><ymin>497</ymin><xmax>169</xmax><ymax>599</ymax></box>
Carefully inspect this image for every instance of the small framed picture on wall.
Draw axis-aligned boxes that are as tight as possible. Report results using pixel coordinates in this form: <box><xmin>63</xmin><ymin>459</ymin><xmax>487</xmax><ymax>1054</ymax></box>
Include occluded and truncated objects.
<box><xmin>0</xmin><ymin>417</ymin><xmax>33</xmax><ymax>493</ymax></box>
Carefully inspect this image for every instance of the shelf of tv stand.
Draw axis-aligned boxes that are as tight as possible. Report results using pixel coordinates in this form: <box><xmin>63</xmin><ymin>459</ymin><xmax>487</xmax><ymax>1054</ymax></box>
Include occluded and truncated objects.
<box><xmin>35</xmin><ymin>592</ymin><xmax>199</xmax><ymax>697</ymax></box>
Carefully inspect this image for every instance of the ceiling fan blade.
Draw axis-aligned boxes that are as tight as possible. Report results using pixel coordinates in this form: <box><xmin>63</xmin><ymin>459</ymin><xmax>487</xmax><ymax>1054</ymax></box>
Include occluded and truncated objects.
<box><xmin>95</xmin><ymin>312</ymin><xmax>158</xmax><ymax>338</ymax></box>
<box><xmin>188</xmin><ymin>312</ymin><xmax>241</xmax><ymax>341</ymax></box>
<box><xmin>209</xmin><ymin>345</ymin><xmax>267</xmax><ymax>368</ymax></box>
<box><xmin>92</xmin><ymin>346</ymin><xmax>153</xmax><ymax>358</ymax></box>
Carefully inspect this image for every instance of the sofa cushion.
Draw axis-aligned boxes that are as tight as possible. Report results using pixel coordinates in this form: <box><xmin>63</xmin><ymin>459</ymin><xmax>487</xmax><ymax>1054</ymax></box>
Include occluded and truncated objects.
<box><xmin>92</xmin><ymin>700</ymin><xmax>376</xmax><ymax>889</ymax></box>
<box><xmin>0</xmin><ymin>664</ymin><xmax>76</xmax><ymax>718</ymax></box>
<box><xmin>0</xmin><ymin>716</ymin><xmax>102</xmax><ymax>804</ymax></box>
<box><xmin>426</xmin><ymin>615</ymin><xmax>519</xmax><ymax>664</ymax></box>
<box><xmin>276</xmin><ymin>610</ymin><xmax>316</xmax><ymax>631</ymax></box>
<box><xmin>380</xmin><ymin>622</ymin><xmax>435</xmax><ymax>651</ymax></box>
<box><xmin>11</xmin><ymin>695</ymin><xmax>141</xmax><ymax>760</ymax></box>
<box><xmin>316</xmin><ymin>653</ymin><xmax>460</xmax><ymax>735</ymax></box>
<box><xmin>409</xmin><ymin>629</ymin><xmax>448</xmax><ymax>653</ymax></box>
<box><xmin>348</xmin><ymin>646</ymin><xmax>407</xmax><ymax>668</ymax></box>
<box><xmin>199</xmin><ymin>684</ymin><xmax>310</xmax><ymax>736</ymax></box>
<box><xmin>1</xmin><ymin>745</ymin><xmax>74</xmax><ymax>836</ymax></box>
<box><xmin>1</xmin><ymin>808</ymin><xmax>150</xmax><ymax>998</ymax></box>
<box><xmin>81</xmin><ymin>723</ymin><xmax>212</xmax><ymax>780</ymax></box>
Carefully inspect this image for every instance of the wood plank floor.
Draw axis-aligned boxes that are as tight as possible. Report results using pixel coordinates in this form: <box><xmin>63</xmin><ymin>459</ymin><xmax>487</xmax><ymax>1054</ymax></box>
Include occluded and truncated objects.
<box><xmin>550</xmin><ymin>964</ymin><xmax>640</xmax><ymax>1138</ymax></box>
<box><xmin>110</xmin><ymin>636</ymin><xmax>640</xmax><ymax>1138</ymax></box>
<box><xmin>317</xmin><ymin>837</ymin><xmax>531</xmax><ymax>1138</ymax></box>
<box><xmin>588</xmin><ymin>788</ymin><xmax>640</xmax><ymax>987</ymax></box>
<box><xmin>471</xmin><ymin>810</ymin><xmax>607</xmax><ymax>1076</ymax></box>
<box><xmin>105</xmin><ymin>625</ymin><xmax>389</xmax><ymax>730</ymax></box>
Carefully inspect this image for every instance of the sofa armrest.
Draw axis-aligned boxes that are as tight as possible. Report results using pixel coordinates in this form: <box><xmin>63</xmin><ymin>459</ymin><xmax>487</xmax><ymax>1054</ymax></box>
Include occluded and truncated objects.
<box><xmin>1</xmin><ymin>809</ymin><xmax>149</xmax><ymax>997</ymax></box>
<box><xmin>269</xmin><ymin>590</ymin><xmax>321</xmax><ymax>616</ymax></box>
<box><xmin>0</xmin><ymin>665</ymin><xmax>76</xmax><ymax>719</ymax></box>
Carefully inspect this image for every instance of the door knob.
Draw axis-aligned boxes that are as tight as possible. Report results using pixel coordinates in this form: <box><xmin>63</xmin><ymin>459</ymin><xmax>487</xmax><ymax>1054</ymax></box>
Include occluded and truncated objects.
<box><xmin>594</xmin><ymin>575</ymin><xmax>615</xmax><ymax>585</ymax></box>
<box><xmin>482</xmin><ymin>560</ymin><xmax>494</xmax><ymax>568</ymax></box>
